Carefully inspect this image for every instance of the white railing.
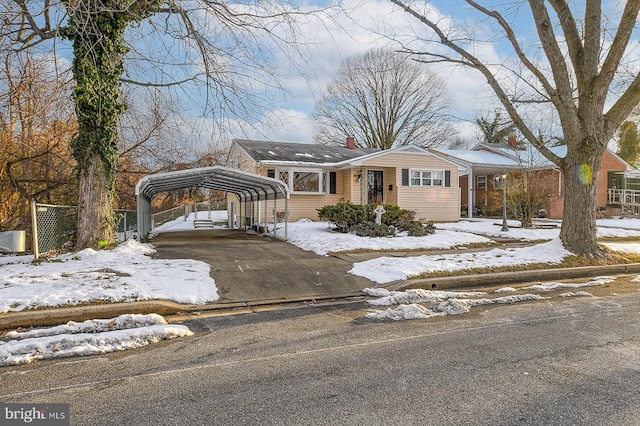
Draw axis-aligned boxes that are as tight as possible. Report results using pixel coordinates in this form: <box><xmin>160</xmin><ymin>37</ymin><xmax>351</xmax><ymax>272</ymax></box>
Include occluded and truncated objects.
<box><xmin>608</xmin><ymin>188</ymin><xmax>640</xmax><ymax>215</ymax></box>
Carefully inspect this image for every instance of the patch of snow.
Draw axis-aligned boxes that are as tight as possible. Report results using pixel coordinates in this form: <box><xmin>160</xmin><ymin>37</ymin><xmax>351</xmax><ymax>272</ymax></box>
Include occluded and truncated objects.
<box><xmin>524</xmin><ymin>276</ymin><xmax>616</xmax><ymax>291</ymax></box>
<box><xmin>0</xmin><ymin>314</ymin><xmax>192</xmax><ymax>366</ymax></box>
<box><xmin>275</xmin><ymin>221</ymin><xmax>492</xmax><ymax>256</ymax></box>
<box><xmin>559</xmin><ymin>291</ymin><xmax>593</xmax><ymax>297</ymax></box>
<box><xmin>365</xmin><ymin>293</ymin><xmax>545</xmax><ymax>321</ymax></box>
<box><xmin>494</xmin><ymin>287</ymin><xmax>517</xmax><ymax>293</ymax></box>
<box><xmin>362</xmin><ymin>288</ymin><xmax>486</xmax><ymax>306</ymax></box>
<box><xmin>350</xmin><ymin>238</ymin><xmax>572</xmax><ymax>284</ymax></box>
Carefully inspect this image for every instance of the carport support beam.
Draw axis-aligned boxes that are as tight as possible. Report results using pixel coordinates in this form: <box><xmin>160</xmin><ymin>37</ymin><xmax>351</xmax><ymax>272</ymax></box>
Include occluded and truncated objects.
<box><xmin>285</xmin><ymin>197</ymin><xmax>288</xmax><ymax>240</ymax></box>
<box><xmin>263</xmin><ymin>198</ymin><xmax>268</xmax><ymax>234</ymax></box>
<box><xmin>273</xmin><ymin>197</ymin><xmax>277</xmax><ymax>237</ymax></box>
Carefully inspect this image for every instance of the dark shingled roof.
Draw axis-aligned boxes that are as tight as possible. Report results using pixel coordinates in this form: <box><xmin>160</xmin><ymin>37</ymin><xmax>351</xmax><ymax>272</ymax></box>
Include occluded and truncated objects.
<box><xmin>235</xmin><ymin>139</ymin><xmax>377</xmax><ymax>164</ymax></box>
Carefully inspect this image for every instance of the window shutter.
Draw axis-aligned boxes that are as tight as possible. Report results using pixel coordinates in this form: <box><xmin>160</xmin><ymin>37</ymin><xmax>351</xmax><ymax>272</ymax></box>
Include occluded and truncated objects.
<box><xmin>329</xmin><ymin>172</ymin><xmax>337</xmax><ymax>194</ymax></box>
<box><xmin>445</xmin><ymin>170</ymin><xmax>451</xmax><ymax>187</ymax></box>
<box><xmin>402</xmin><ymin>169</ymin><xmax>409</xmax><ymax>186</ymax></box>
<box><xmin>267</xmin><ymin>169</ymin><xmax>275</xmax><ymax>178</ymax></box>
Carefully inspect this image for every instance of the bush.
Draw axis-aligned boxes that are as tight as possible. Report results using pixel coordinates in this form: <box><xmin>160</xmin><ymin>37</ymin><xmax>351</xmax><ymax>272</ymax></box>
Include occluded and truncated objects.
<box><xmin>318</xmin><ymin>201</ymin><xmax>436</xmax><ymax>237</ymax></box>
<box><xmin>351</xmin><ymin>221</ymin><xmax>396</xmax><ymax>237</ymax></box>
<box><xmin>396</xmin><ymin>220</ymin><xmax>435</xmax><ymax>237</ymax></box>
<box><xmin>375</xmin><ymin>204</ymin><xmax>415</xmax><ymax>227</ymax></box>
<box><xmin>317</xmin><ymin>201</ymin><xmax>372</xmax><ymax>233</ymax></box>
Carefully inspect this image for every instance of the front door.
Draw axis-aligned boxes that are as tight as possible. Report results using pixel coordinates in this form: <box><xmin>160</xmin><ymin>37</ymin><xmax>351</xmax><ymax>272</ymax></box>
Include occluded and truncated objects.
<box><xmin>367</xmin><ymin>170</ymin><xmax>384</xmax><ymax>204</ymax></box>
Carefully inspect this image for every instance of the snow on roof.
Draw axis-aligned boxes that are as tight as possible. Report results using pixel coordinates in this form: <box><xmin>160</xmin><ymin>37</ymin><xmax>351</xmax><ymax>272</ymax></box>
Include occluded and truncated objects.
<box><xmin>437</xmin><ymin>149</ymin><xmax>520</xmax><ymax>167</ymax></box>
<box><xmin>235</xmin><ymin>139</ymin><xmax>376</xmax><ymax>164</ymax></box>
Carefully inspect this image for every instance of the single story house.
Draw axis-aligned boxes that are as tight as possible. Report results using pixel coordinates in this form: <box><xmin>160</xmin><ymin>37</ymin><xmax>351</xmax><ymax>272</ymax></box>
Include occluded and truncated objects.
<box><xmin>434</xmin><ymin>138</ymin><xmax>640</xmax><ymax>219</ymax></box>
<box><xmin>227</xmin><ymin>138</ymin><xmax>464</xmax><ymax>223</ymax></box>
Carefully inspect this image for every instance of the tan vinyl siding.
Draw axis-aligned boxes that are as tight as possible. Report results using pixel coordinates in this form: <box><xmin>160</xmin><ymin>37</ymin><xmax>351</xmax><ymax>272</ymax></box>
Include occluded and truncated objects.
<box><xmin>397</xmin><ymin>187</ymin><xmax>460</xmax><ymax>221</ymax></box>
<box><xmin>342</xmin><ymin>169</ymin><xmax>361</xmax><ymax>203</ymax></box>
<box><xmin>228</xmin><ymin>144</ymin><xmax>257</xmax><ymax>171</ymax></box>
<box><xmin>365</xmin><ymin>153</ymin><xmax>460</xmax><ymax>221</ymax></box>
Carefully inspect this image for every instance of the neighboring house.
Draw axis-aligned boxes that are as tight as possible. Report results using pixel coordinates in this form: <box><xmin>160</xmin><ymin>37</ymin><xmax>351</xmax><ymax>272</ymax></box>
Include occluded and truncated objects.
<box><xmin>228</xmin><ymin>138</ymin><xmax>463</xmax><ymax>222</ymax></box>
<box><xmin>434</xmin><ymin>137</ymin><xmax>640</xmax><ymax>219</ymax></box>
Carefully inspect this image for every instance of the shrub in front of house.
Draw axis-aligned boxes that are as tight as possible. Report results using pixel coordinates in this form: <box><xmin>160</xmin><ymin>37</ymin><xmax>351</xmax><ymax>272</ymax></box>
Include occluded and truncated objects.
<box><xmin>376</xmin><ymin>204</ymin><xmax>415</xmax><ymax>226</ymax></box>
<box><xmin>396</xmin><ymin>220</ymin><xmax>435</xmax><ymax>236</ymax></box>
<box><xmin>318</xmin><ymin>202</ymin><xmax>436</xmax><ymax>237</ymax></box>
<box><xmin>351</xmin><ymin>221</ymin><xmax>396</xmax><ymax>237</ymax></box>
<box><xmin>317</xmin><ymin>201</ymin><xmax>373</xmax><ymax>233</ymax></box>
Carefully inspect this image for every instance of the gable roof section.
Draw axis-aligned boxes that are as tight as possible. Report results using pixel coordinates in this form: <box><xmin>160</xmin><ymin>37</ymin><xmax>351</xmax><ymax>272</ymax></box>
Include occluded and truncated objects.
<box><xmin>234</xmin><ymin>140</ymin><xmax>463</xmax><ymax>171</ymax></box>
<box><xmin>342</xmin><ymin>144</ymin><xmax>465</xmax><ymax>170</ymax></box>
<box><xmin>234</xmin><ymin>139</ymin><xmax>376</xmax><ymax>165</ymax></box>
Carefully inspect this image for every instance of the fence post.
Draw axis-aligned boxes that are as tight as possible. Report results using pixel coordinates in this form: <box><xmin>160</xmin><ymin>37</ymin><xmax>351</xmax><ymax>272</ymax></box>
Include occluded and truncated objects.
<box><xmin>123</xmin><ymin>213</ymin><xmax>128</xmax><ymax>241</ymax></box>
<box><xmin>30</xmin><ymin>199</ymin><xmax>39</xmax><ymax>260</ymax></box>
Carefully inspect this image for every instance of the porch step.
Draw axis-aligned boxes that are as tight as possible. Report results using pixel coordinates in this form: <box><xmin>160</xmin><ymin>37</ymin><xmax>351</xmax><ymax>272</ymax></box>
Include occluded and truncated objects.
<box><xmin>193</xmin><ymin>219</ymin><xmax>214</xmax><ymax>229</ymax></box>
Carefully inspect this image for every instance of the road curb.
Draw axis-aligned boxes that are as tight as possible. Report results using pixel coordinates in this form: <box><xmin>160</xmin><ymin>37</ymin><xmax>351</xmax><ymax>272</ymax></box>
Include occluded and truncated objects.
<box><xmin>386</xmin><ymin>263</ymin><xmax>640</xmax><ymax>291</ymax></box>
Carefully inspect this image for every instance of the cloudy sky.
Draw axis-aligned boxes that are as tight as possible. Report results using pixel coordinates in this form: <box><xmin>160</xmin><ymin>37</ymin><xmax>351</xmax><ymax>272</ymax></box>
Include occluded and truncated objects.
<box><xmin>28</xmin><ymin>1</ymin><xmax>639</xmax><ymax>152</ymax></box>
<box><xmin>114</xmin><ymin>0</ymin><xmax>511</xmax><ymax>150</ymax></box>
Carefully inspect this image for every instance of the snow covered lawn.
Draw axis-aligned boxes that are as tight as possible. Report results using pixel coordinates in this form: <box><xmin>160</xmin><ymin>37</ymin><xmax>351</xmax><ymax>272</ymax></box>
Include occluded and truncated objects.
<box><xmin>0</xmin><ymin>239</ymin><xmax>219</xmax><ymax>313</ymax></box>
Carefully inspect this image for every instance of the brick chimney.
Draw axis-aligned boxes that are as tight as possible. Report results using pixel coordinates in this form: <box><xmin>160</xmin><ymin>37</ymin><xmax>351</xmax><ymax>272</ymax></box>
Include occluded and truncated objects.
<box><xmin>507</xmin><ymin>135</ymin><xmax>517</xmax><ymax>148</ymax></box>
<box><xmin>346</xmin><ymin>137</ymin><xmax>355</xmax><ymax>150</ymax></box>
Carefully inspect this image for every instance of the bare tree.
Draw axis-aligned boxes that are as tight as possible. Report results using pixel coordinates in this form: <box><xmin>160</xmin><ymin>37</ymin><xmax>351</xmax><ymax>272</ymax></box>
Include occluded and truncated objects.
<box><xmin>389</xmin><ymin>0</ymin><xmax>640</xmax><ymax>257</ymax></box>
<box><xmin>0</xmin><ymin>50</ymin><xmax>77</xmax><ymax>232</ymax></box>
<box><xmin>3</xmin><ymin>0</ymin><xmax>316</xmax><ymax>248</ymax></box>
<box><xmin>314</xmin><ymin>47</ymin><xmax>451</xmax><ymax>149</ymax></box>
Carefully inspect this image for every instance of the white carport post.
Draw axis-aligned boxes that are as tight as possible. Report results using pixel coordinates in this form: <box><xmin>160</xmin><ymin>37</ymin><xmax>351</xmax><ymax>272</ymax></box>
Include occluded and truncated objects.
<box><xmin>263</xmin><ymin>196</ymin><xmax>268</xmax><ymax>234</ymax></box>
<box><xmin>273</xmin><ymin>196</ymin><xmax>277</xmax><ymax>237</ymax></box>
<box><xmin>284</xmin><ymin>197</ymin><xmax>289</xmax><ymax>240</ymax></box>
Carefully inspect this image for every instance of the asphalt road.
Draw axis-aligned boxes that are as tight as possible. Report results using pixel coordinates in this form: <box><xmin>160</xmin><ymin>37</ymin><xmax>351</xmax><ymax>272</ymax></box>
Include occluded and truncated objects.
<box><xmin>2</xmin><ymin>289</ymin><xmax>640</xmax><ymax>425</ymax></box>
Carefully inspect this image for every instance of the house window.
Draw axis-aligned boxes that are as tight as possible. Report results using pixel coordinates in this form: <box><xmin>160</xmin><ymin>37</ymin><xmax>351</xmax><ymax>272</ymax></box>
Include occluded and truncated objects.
<box><xmin>410</xmin><ymin>169</ymin><xmax>444</xmax><ymax>187</ymax></box>
<box><xmin>293</xmin><ymin>171</ymin><xmax>320</xmax><ymax>192</ymax></box>
<box><xmin>277</xmin><ymin>169</ymin><xmax>328</xmax><ymax>193</ymax></box>
<box><xmin>476</xmin><ymin>175</ymin><xmax>487</xmax><ymax>189</ymax></box>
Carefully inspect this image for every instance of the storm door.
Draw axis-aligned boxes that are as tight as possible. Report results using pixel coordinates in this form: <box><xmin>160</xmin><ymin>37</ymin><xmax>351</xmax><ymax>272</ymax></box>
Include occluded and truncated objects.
<box><xmin>367</xmin><ymin>170</ymin><xmax>384</xmax><ymax>204</ymax></box>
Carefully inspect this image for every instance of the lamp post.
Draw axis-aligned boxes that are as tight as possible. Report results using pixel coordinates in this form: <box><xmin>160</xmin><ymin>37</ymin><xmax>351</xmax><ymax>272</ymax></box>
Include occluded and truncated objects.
<box><xmin>500</xmin><ymin>173</ymin><xmax>509</xmax><ymax>232</ymax></box>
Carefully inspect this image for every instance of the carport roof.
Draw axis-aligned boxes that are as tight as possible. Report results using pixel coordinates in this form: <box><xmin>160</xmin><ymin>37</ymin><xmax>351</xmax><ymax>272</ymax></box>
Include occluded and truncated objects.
<box><xmin>135</xmin><ymin>165</ymin><xmax>289</xmax><ymax>201</ymax></box>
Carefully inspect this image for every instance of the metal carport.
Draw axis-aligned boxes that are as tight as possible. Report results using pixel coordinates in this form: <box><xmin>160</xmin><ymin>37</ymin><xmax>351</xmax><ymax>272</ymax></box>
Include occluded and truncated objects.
<box><xmin>135</xmin><ymin>166</ymin><xmax>289</xmax><ymax>238</ymax></box>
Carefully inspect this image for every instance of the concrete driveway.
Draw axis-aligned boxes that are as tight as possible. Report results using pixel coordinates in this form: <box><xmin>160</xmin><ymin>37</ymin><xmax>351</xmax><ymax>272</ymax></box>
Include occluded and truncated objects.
<box><xmin>150</xmin><ymin>230</ymin><xmax>374</xmax><ymax>303</ymax></box>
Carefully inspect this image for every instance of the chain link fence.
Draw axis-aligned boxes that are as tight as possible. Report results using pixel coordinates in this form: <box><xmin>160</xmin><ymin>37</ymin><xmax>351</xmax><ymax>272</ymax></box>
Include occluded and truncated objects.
<box><xmin>30</xmin><ymin>201</ymin><xmax>137</xmax><ymax>259</ymax></box>
<box><xmin>30</xmin><ymin>200</ymin><xmax>226</xmax><ymax>258</ymax></box>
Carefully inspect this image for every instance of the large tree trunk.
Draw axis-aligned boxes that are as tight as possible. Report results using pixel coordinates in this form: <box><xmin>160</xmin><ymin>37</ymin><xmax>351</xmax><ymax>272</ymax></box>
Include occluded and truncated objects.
<box><xmin>559</xmin><ymin>146</ymin><xmax>605</xmax><ymax>258</ymax></box>
<box><xmin>75</xmin><ymin>156</ymin><xmax>114</xmax><ymax>249</ymax></box>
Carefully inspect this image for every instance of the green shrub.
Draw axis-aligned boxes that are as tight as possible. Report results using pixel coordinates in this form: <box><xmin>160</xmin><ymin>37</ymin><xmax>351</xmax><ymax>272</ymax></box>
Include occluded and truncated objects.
<box><xmin>317</xmin><ymin>201</ymin><xmax>373</xmax><ymax>233</ymax></box>
<box><xmin>351</xmin><ymin>221</ymin><xmax>396</xmax><ymax>237</ymax></box>
<box><xmin>318</xmin><ymin>201</ymin><xmax>435</xmax><ymax>237</ymax></box>
<box><xmin>397</xmin><ymin>220</ymin><xmax>435</xmax><ymax>237</ymax></box>
<box><xmin>375</xmin><ymin>204</ymin><xmax>415</xmax><ymax>227</ymax></box>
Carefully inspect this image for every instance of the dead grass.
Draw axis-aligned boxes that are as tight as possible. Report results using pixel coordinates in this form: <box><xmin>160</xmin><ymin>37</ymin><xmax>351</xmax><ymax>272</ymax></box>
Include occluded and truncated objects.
<box><xmin>328</xmin><ymin>241</ymin><xmax>499</xmax><ymax>256</ymax></box>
